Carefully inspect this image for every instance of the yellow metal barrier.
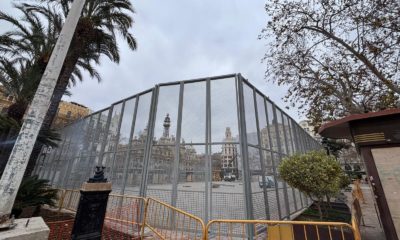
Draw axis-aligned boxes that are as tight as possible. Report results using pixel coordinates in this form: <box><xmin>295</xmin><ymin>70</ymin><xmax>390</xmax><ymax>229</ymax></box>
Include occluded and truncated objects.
<box><xmin>205</xmin><ymin>219</ymin><xmax>360</xmax><ymax>240</ymax></box>
<box><xmin>106</xmin><ymin>193</ymin><xmax>146</xmax><ymax>238</ymax></box>
<box><xmin>55</xmin><ymin>189</ymin><xmax>146</xmax><ymax>239</ymax></box>
<box><xmin>352</xmin><ymin>180</ymin><xmax>366</xmax><ymax>204</ymax></box>
<box><xmin>54</xmin><ymin>189</ymin><xmax>361</xmax><ymax>240</ymax></box>
<box><xmin>62</xmin><ymin>189</ymin><xmax>80</xmax><ymax>211</ymax></box>
<box><xmin>142</xmin><ymin>197</ymin><xmax>206</xmax><ymax>240</ymax></box>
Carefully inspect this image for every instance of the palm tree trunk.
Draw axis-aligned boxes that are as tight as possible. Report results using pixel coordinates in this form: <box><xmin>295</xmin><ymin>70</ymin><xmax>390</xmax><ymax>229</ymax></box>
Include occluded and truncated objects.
<box><xmin>6</xmin><ymin>101</ymin><xmax>29</xmax><ymax>123</ymax></box>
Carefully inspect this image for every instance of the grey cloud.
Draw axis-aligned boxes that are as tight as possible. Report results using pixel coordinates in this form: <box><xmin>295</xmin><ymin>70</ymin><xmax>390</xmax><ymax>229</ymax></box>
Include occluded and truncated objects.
<box><xmin>0</xmin><ymin>0</ymin><xmax>302</xmax><ymax>122</ymax></box>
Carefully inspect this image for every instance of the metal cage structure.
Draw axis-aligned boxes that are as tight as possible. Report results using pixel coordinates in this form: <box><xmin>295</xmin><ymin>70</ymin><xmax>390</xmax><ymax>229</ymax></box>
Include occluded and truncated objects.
<box><xmin>34</xmin><ymin>74</ymin><xmax>320</xmax><ymax>223</ymax></box>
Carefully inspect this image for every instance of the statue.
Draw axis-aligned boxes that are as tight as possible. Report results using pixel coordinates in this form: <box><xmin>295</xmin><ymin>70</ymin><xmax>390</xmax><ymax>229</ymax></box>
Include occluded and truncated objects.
<box><xmin>88</xmin><ymin>166</ymin><xmax>107</xmax><ymax>183</ymax></box>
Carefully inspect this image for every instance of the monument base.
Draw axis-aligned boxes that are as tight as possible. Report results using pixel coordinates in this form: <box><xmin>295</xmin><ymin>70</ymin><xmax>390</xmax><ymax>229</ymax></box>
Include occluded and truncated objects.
<box><xmin>0</xmin><ymin>217</ymin><xmax>49</xmax><ymax>240</ymax></box>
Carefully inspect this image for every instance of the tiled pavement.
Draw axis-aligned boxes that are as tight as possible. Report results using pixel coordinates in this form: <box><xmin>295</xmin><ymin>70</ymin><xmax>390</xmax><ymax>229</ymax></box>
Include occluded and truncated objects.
<box><xmin>347</xmin><ymin>183</ymin><xmax>386</xmax><ymax>240</ymax></box>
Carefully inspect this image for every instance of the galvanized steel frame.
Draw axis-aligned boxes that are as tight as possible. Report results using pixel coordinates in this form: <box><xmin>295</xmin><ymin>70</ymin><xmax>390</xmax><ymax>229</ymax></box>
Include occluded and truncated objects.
<box><xmin>37</xmin><ymin>73</ymin><xmax>321</xmax><ymax>225</ymax></box>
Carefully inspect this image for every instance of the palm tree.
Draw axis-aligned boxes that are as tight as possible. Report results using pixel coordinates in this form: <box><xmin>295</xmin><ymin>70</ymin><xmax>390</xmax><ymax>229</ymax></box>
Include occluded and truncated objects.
<box><xmin>0</xmin><ymin>58</ymin><xmax>40</xmax><ymax>121</ymax></box>
<box><xmin>19</xmin><ymin>0</ymin><xmax>136</xmax><ymax>176</ymax></box>
<box><xmin>0</xmin><ymin>4</ymin><xmax>112</xmax><ymax>176</ymax></box>
<box><xmin>12</xmin><ymin>175</ymin><xmax>58</xmax><ymax>218</ymax></box>
<box><xmin>24</xmin><ymin>0</ymin><xmax>137</xmax><ymax>130</ymax></box>
<box><xmin>0</xmin><ymin>5</ymin><xmax>101</xmax><ymax>123</ymax></box>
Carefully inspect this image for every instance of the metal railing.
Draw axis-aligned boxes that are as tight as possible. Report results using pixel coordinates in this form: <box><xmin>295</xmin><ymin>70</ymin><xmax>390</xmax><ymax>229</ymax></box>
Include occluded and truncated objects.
<box><xmin>142</xmin><ymin>197</ymin><xmax>206</xmax><ymax>240</ymax></box>
<box><xmin>53</xmin><ymin>189</ymin><xmax>145</xmax><ymax>239</ymax></box>
<box><xmin>205</xmin><ymin>219</ymin><xmax>360</xmax><ymax>240</ymax></box>
<box><xmin>51</xmin><ymin>189</ymin><xmax>361</xmax><ymax>240</ymax></box>
<box><xmin>352</xmin><ymin>180</ymin><xmax>365</xmax><ymax>204</ymax></box>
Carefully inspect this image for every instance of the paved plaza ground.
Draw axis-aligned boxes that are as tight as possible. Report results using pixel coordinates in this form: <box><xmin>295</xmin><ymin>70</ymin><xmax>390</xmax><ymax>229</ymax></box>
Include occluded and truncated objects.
<box><xmin>123</xmin><ymin>180</ymin><xmax>304</xmax><ymax>222</ymax></box>
<box><xmin>346</xmin><ymin>183</ymin><xmax>386</xmax><ymax>240</ymax></box>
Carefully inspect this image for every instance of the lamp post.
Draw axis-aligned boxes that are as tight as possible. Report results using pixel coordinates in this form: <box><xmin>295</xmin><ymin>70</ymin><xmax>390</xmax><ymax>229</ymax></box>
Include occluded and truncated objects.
<box><xmin>0</xmin><ymin>0</ymin><xmax>86</xmax><ymax>224</ymax></box>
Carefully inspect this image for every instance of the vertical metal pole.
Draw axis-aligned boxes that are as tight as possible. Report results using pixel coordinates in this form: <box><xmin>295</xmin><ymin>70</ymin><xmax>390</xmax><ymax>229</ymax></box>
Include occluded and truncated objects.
<box><xmin>283</xmin><ymin>117</ymin><xmax>298</xmax><ymax>213</ymax></box>
<box><xmin>287</xmin><ymin>119</ymin><xmax>296</xmax><ymax>155</ymax></box>
<box><xmin>0</xmin><ymin>0</ymin><xmax>86</xmax><ymax>219</ymax></box>
<box><xmin>205</xmin><ymin>79</ymin><xmax>211</xmax><ymax>223</ymax></box>
<box><xmin>171</xmin><ymin>83</ymin><xmax>184</xmax><ymax>208</ymax></box>
<box><xmin>120</xmin><ymin>97</ymin><xmax>139</xmax><ymax>195</ymax></box>
<box><xmin>60</xmin><ymin>140</ymin><xmax>74</xmax><ymax>188</ymax></box>
<box><xmin>236</xmin><ymin>75</ymin><xmax>254</xmax><ymax>238</ymax></box>
<box><xmin>66</xmin><ymin>121</ymin><xmax>85</xmax><ymax>188</ymax></box>
<box><xmin>139</xmin><ymin>88</ymin><xmax>158</xmax><ymax>198</ymax></box>
<box><xmin>264</xmin><ymin>100</ymin><xmax>282</xmax><ymax>219</ymax></box>
<box><xmin>79</xmin><ymin>115</ymin><xmax>94</xmax><ymax>179</ymax></box>
<box><xmin>109</xmin><ymin>101</ymin><xmax>125</xmax><ymax>188</ymax></box>
<box><xmin>291</xmin><ymin>120</ymin><xmax>300</xmax><ymax>154</ymax></box>
<box><xmin>62</xmin><ymin>120</ymin><xmax>88</xmax><ymax>188</ymax></box>
<box><xmin>32</xmin><ymin>146</ymin><xmax>45</xmax><ymax>175</ymax></box>
<box><xmin>252</xmin><ymin>89</ymin><xmax>271</xmax><ymax>219</ymax></box>
<box><xmin>82</xmin><ymin>113</ymin><xmax>101</xmax><ymax>180</ymax></box>
<box><xmin>43</xmin><ymin>146</ymin><xmax>58</xmax><ymax>180</ymax></box>
<box><xmin>75</xmin><ymin>119</ymin><xmax>90</xmax><ymax>187</ymax></box>
<box><xmin>55</xmin><ymin>141</ymin><xmax>71</xmax><ymax>187</ymax></box>
<box><xmin>49</xmin><ymin>140</ymin><xmax>67</xmax><ymax>184</ymax></box>
<box><xmin>136</xmin><ymin>90</ymin><xmax>158</xmax><ymax>225</ymax></box>
<box><xmin>272</xmin><ymin>107</ymin><xmax>290</xmax><ymax>219</ymax></box>
<box><xmin>97</xmin><ymin>107</ymin><xmax>113</xmax><ymax>167</ymax></box>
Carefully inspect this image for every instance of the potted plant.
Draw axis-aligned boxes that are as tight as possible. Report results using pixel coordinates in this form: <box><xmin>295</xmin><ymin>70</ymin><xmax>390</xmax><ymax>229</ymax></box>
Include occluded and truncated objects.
<box><xmin>279</xmin><ymin>151</ymin><xmax>354</xmax><ymax>239</ymax></box>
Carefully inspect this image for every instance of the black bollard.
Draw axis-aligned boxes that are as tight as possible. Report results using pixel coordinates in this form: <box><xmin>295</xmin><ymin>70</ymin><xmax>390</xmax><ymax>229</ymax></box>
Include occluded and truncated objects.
<box><xmin>71</xmin><ymin>166</ymin><xmax>112</xmax><ymax>240</ymax></box>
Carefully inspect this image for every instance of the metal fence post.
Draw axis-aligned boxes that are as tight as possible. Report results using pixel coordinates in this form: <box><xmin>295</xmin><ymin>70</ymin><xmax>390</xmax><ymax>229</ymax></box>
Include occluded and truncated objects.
<box><xmin>236</xmin><ymin>74</ymin><xmax>254</xmax><ymax>238</ymax></box>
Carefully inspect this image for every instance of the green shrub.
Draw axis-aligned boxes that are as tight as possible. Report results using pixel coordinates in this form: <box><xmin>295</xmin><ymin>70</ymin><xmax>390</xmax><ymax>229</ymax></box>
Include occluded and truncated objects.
<box><xmin>279</xmin><ymin>150</ymin><xmax>343</xmax><ymax>219</ymax></box>
<box><xmin>12</xmin><ymin>175</ymin><xmax>58</xmax><ymax>217</ymax></box>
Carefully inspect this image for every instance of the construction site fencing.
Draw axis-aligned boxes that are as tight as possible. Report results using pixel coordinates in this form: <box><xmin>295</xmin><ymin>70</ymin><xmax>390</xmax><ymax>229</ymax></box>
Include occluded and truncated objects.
<box><xmin>205</xmin><ymin>219</ymin><xmax>360</xmax><ymax>240</ymax></box>
<box><xmin>35</xmin><ymin>74</ymin><xmax>322</xmax><ymax>223</ymax></box>
<box><xmin>142</xmin><ymin>197</ymin><xmax>206</xmax><ymax>239</ymax></box>
<box><xmin>49</xmin><ymin>189</ymin><xmax>362</xmax><ymax>240</ymax></box>
<box><xmin>49</xmin><ymin>189</ymin><xmax>145</xmax><ymax>239</ymax></box>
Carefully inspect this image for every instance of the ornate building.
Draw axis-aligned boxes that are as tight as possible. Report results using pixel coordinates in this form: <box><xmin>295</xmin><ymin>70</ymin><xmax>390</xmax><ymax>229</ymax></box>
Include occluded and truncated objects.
<box><xmin>0</xmin><ymin>86</ymin><xmax>15</xmax><ymax>114</ymax></box>
<box><xmin>0</xmin><ymin>85</ymin><xmax>90</xmax><ymax>128</ymax></box>
<box><xmin>52</xmin><ymin>101</ymin><xmax>91</xmax><ymax>129</ymax></box>
<box><xmin>299</xmin><ymin>120</ymin><xmax>321</xmax><ymax>140</ymax></box>
<box><xmin>221</xmin><ymin>127</ymin><xmax>238</xmax><ymax>178</ymax></box>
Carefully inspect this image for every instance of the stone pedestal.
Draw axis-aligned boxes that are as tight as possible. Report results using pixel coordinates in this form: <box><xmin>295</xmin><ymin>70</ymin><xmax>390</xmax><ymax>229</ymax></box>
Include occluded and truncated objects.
<box><xmin>0</xmin><ymin>217</ymin><xmax>49</xmax><ymax>240</ymax></box>
<box><xmin>71</xmin><ymin>182</ymin><xmax>112</xmax><ymax>240</ymax></box>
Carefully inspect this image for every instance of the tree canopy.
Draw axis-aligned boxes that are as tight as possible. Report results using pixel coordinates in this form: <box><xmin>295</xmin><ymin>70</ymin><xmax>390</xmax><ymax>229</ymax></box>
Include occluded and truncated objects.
<box><xmin>261</xmin><ymin>0</ymin><xmax>400</xmax><ymax>129</ymax></box>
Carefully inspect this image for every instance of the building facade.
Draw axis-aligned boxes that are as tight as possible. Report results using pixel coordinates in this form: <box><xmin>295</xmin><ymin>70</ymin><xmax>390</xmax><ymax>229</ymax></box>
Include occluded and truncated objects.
<box><xmin>0</xmin><ymin>85</ymin><xmax>90</xmax><ymax>128</ymax></box>
<box><xmin>52</xmin><ymin>101</ymin><xmax>91</xmax><ymax>129</ymax></box>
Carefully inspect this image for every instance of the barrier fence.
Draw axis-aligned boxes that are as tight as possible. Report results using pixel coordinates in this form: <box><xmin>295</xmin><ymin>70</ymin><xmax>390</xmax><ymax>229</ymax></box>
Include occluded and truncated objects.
<box><xmin>352</xmin><ymin>180</ymin><xmax>365</xmax><ymax>204</ymax></box>
<box><xmin>142</xmin><ymin>198</ymin><xmax>205</xmax><ymax>239</ymax></box>
<box><xmin>50</xmin><ymin>189</ymin><xmax>145</xmax><ymax>239</ymax></box>
<box><xmin>206</xmin><ymin>219</ymin><xmax>359</xmax><ymax>240</ymax></box>
<box><xmin>48</xmin><ymin>189</ymin><xmax>361</xmax><ymax>240</ymax></box>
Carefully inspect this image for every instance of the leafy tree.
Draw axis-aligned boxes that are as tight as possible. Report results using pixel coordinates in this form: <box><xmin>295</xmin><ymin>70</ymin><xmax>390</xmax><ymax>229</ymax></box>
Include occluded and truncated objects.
<box><xmin>279</xmin><ymin>150</ymin><xmax>343</xmax><ymax>219</ymax></box>
<box><xmin>261</xmin><ymin>0</ymin><xmax>400</xmax><ymax>129</ymax></box>
<box><xmin>12</xmin><ymin>175</ymin><xmax>58</xmax><ymax>218</ymax></box>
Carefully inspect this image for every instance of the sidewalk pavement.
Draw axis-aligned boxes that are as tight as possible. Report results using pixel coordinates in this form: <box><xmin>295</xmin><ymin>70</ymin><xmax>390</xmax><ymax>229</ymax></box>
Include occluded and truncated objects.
<box><xmin>346</xmin><ymin>183</ymin><xmax>386</xmax><ymax>240</ymax></box>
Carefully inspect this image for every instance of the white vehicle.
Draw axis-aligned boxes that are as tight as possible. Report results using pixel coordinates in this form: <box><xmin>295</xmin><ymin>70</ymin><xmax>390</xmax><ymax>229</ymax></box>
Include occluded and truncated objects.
<box><xmin>224</xmin><ymin>173</ymin><xmax>236</xmax><ymax>182</ymax></box>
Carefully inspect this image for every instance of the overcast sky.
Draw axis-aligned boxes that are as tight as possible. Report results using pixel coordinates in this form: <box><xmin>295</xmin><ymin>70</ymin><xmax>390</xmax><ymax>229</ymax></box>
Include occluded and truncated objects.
<box><xmin>0</xmin><ymin>0</ymin><xmax>304</xmax><ymax>122</ymax></box>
